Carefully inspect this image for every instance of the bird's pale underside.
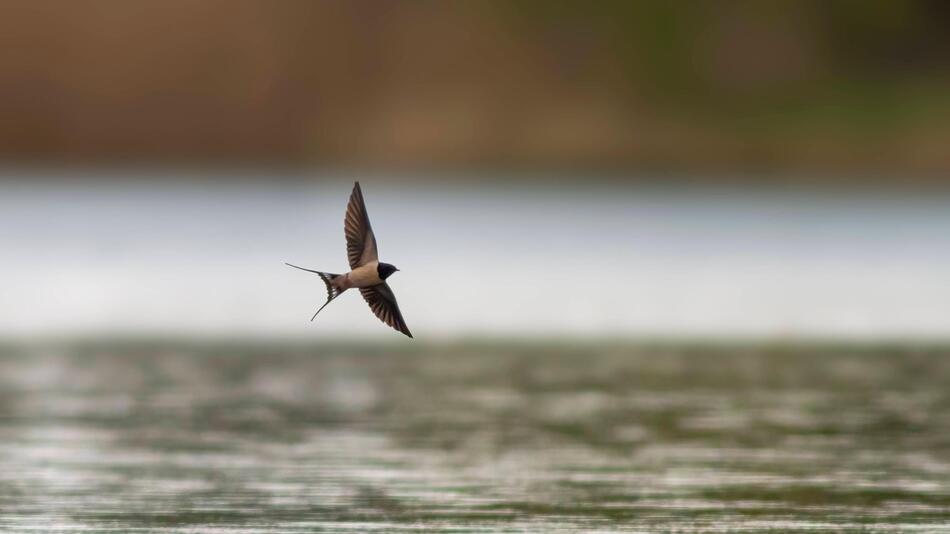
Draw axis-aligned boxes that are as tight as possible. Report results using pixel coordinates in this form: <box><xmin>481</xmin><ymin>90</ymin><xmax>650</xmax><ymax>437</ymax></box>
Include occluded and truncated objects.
<box><xmin>286</xmin><ymin>182</ymin><xmax>412</xmax><ymax>338</ymax></box>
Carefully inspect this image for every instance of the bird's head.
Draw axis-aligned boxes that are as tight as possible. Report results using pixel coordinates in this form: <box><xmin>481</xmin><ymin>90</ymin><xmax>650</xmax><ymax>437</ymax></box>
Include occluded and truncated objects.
<box><xmin>377</xmin><ymin>262</ymin><xmax>400</xmax><ymax>280</ymax></box>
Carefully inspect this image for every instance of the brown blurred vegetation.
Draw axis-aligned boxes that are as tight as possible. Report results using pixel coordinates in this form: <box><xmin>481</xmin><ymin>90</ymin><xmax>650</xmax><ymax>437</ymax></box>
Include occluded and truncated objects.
<box><xmin>2</xmin><ymin>0</ymin><xmax>950</xmax><ymax>175</ymax></box>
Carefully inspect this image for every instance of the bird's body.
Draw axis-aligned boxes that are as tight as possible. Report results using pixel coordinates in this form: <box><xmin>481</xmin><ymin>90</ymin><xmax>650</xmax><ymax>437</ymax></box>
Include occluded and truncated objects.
<box><xmin>286</xmin><ymin>182</ymin><xmax>412</xmax><ymax>338</ymax></box>
<box><xmin>341</xmin><ymin>261</ymin><xmax>384</xmax><ymax>289</ymax></box>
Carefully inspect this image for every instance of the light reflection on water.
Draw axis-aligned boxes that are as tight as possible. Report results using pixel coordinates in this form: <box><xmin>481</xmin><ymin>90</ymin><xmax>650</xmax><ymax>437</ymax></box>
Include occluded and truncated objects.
<box><xmin>0</xmin><ymin>344</ymin><xmax>948</xmax><ymax>532</ymax></box>
<box><xmin>1</xmin><ymin>178</ymin><xmax>949</xmax><ymax>339</ymax></box>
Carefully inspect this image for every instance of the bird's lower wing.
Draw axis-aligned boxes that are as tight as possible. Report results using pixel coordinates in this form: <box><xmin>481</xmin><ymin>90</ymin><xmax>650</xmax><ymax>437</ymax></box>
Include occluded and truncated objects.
<box><xmin>359</xmin><ymin>283</ymin><xmax>412</xmax><ymax>338</ymax></box>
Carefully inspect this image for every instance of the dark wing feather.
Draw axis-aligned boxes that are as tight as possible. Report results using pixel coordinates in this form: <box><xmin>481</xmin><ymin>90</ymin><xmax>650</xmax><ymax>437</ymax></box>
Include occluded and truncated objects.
<box><xmin>344</xmin><ymin>182</ymin><xmax>378</xmax><ymax>269</ymax></box>
<box><xmin>360</xmin><ymin>283</ymin><xmax>412</xmax><ymax>338</ymax></box>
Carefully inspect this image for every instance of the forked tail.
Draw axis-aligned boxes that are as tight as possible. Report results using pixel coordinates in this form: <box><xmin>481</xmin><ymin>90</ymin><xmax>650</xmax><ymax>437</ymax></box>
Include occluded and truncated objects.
<box><xmin>285</xmin><ymin>263</ymin><xmax>343</xmax><ymax>321</ymax></box>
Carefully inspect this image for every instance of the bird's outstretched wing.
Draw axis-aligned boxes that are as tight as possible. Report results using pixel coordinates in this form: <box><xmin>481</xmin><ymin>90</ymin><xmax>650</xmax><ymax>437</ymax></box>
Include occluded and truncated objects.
<box><xmin>360</xmin><ymin>283</ymin><xmax>412</xmax><ymax>338</ymax></box>
<box><xmin>344</xmin><ymin>181</ymin><xmax>378</xmax><ymax>269</ymax></box>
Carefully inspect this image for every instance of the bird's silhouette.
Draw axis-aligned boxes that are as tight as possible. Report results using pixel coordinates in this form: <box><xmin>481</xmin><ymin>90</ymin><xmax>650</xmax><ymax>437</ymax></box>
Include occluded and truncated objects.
<box><xmin>286</xmin><ymin>182</ymin><xmax>412</xmax><ymax>338</ymax></box>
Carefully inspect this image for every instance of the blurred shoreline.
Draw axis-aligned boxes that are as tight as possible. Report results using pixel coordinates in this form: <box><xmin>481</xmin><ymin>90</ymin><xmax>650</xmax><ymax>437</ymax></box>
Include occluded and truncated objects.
<box><xmin>4</xmin><ymin>2</ymin><xmax>950</xmax><ymax>175</ymax></box>
<box><xmin>7</xmin><ymin>166</ymin><xmax>950</xmax><ymax>189</ymax></box>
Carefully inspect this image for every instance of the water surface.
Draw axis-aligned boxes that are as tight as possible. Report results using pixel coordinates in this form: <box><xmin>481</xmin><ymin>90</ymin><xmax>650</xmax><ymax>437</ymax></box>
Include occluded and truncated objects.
<box><xmin>1</xmin><ymin>343</ymin><xmax>948</xmax><ymax>532</ymax></box>
<box><xmin>2</xmin><ymin>177</ymin><xmax>949</xmax><ymax>339</ymax></box>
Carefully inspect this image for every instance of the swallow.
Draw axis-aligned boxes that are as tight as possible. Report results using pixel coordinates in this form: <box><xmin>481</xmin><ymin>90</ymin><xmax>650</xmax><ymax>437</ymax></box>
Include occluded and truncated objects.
<box><xmin>286</xmin><ymin>182</ymin><xmax>412</xmax><ymax>338</ymax></box>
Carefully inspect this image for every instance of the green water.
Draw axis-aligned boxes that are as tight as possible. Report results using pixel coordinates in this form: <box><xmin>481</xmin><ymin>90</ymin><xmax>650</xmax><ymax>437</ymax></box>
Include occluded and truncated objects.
<box><xmin>0</xmin><ymin>343</ymin><xmax>948</xmax><ymax>532</ymax></box>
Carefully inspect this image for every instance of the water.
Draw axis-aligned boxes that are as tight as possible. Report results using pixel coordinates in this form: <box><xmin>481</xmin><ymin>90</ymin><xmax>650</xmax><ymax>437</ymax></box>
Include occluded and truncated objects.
<box><xmin>2</xmin><ymin>177</ymin><xmax>950</xmax><ymax>340</ymax></box>
<box><xmin>1</xmin><ymin>343</ymin><xmax>948</xmax><ymax>532</ymax></box>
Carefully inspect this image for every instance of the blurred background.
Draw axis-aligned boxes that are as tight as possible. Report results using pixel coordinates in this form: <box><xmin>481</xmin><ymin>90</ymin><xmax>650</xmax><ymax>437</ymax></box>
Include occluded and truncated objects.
<box><xmin>2</xmin><ymin>0</ymin><xmax>950</xmax><ymax>341</ymax></box>
<box><xmin>5</xmin><ymin>4</ymin><xmax>950</xmax><ymax>532</ymax></box>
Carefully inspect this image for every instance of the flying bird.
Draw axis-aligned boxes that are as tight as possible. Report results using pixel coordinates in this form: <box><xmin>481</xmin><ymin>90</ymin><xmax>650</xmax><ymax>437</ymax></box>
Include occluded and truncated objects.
<box><xmin>286</xmin><ymin>182</ymin><xmax>412</xmax><ymax>338</ymax></box>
